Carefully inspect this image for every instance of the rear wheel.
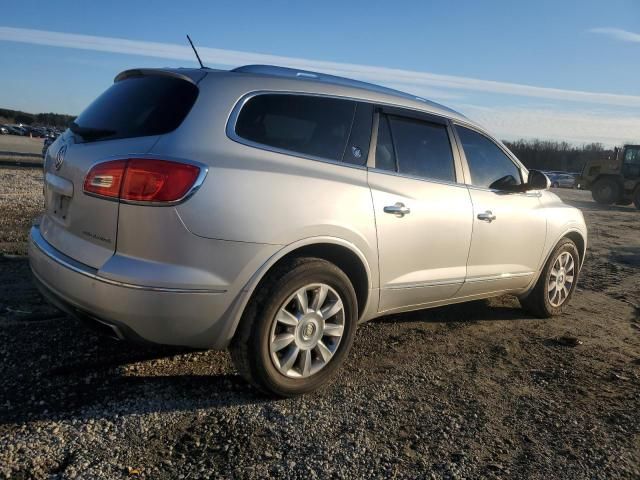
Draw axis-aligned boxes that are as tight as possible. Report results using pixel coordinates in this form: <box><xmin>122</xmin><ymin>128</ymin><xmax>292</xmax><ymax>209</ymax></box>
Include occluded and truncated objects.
<box><xmin>591</xmin><ymin>177</ymin><xmax>621</xmax><ymax>205</ymax></box>
<box><xmin>520</xmin><ymin>239</ymin><xmax>580</xmax><ymax>318</ymax></box>
<box><xmin>230</xmin><ymin>257</ymin><xmax>358</xmax><ymax>397</ymax></box>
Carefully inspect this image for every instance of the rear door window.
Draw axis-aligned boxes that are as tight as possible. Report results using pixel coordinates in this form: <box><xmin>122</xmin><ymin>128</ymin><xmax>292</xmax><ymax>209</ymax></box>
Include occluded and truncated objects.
<box><xmin>235</xmin><ymin>94</ymin><xmax>357</xmax><ymax>162</ymax></box>
<box><xmin>375</xmin><ymin>113</ymin><xmax>455</xmax><ymax>183</ymax></box>
<box><xmin>71</xmin><ymin>75</ymin><xmax>199</xmax><ymax>143</ymax></box>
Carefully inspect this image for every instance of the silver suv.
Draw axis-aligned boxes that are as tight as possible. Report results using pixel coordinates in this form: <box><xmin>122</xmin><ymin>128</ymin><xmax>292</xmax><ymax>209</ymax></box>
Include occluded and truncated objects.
<box><xmin>29</xmin><ymin>65</ymin><xmax>587</xmax><ymax>396</ymax></box>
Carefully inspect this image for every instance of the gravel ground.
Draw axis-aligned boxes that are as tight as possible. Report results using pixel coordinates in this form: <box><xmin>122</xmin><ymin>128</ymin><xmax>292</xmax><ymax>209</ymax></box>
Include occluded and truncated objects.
<box><xmin>0</xmin><ymin>169</ymin><xmax>639</xmax><ymax>479</ymax></box>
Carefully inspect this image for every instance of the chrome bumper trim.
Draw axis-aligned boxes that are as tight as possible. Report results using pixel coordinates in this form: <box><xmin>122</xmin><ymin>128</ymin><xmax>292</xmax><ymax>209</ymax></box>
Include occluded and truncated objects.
<box><xmin>30</xmin><ymin>226</ymin><xmax>226</xmax><ymax>295</ymax></box>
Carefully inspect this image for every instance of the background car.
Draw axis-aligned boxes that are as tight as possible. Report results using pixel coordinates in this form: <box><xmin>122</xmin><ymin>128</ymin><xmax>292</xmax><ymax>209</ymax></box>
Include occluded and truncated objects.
<box><xmin>548</xmin><ymin>173</ymin><xmax>577</xmax><ymax>188</ymax></box>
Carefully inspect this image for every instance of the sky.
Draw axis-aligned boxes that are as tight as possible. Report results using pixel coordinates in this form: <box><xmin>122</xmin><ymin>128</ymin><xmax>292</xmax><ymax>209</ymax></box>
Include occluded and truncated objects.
<box><xmin>1</xmin><ymin>0</ymin><xmax>639</xmax><ymax>146</ymax></box>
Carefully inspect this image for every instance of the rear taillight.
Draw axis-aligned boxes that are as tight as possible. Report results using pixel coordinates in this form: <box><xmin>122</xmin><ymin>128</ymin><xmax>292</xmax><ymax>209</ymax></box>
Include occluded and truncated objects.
<box><xmin>83</xmin><ymin>159</ymin><xmax>201</xmax><ymax>203</ymax></box>
<box><xmin>83</xmin><ymin>159</ymin><xmax>127</xmax><ymax>199</ymax></box>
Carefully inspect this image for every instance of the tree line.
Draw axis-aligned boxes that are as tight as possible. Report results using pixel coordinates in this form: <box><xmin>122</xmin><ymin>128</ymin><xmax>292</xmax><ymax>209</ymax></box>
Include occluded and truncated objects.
<box><xmin>503</xmin><ymin>139</ymin><xmax>608</xmax><ymax>173</ymax></box>
<box><xmin>0</xmin><ymin>105</ymin><xmax>614</xmax><ymax>173</ymax></box>
<box><xmin>0</xmin><ymin>108</ymin><xmax>75</xmax><ymax>128</ymax></box>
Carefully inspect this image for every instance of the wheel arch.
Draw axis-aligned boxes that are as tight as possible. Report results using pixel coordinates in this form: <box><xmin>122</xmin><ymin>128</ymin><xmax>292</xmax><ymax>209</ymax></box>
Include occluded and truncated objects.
<box><xmin>222</xmin><ymin>237</ymin><xmax>374</xmax><ymax>347</ymax></box>
<box><xmin>564</xmin><ymin>230</ymin><xmax>586</xmax><ymax>266</ymax></box>
<box><xmin>520</xmin><ymin>228</ymin><xmax>587</xmax><ymax>299</ymax></box>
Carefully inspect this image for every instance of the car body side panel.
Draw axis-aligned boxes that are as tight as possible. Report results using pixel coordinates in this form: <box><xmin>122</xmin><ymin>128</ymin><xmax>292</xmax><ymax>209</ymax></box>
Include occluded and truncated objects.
<box><xmin>457</xmin><ymin>189</ymin><xmax>547</xmax><ymax>296</ymax></box>
<box><xmin>105</xmin><ymin>204</ymin><xmax>280</xmax><ymax>293</ymax></box>
<box><xmin>368</xmin><ymin>171</ymin><xmax>473</xmax><ymax>312</ymax></box>
<box><xmin>518</xmin><ymin>190</ymin><xmax>588</xmax><ymax>295</ymax></box>
<box><xmin>153</xmin><ymin>74</ymin><xmax>380</xmax><ymax>289</ymax></box>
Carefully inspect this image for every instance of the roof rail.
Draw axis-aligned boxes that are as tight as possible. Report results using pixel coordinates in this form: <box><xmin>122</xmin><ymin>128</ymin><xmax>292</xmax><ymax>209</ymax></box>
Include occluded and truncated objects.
<box><xmin>231</xmin><ymin>64</ymin><xmax>459</xmax><ymax>114</ymax></box>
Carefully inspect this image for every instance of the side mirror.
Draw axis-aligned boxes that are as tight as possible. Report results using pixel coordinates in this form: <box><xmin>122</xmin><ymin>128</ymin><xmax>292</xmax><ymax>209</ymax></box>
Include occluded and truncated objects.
<box><xmin>526</xmin><ymin>170</ymin><xmax>550</xmax><ymax>191</ymax></box>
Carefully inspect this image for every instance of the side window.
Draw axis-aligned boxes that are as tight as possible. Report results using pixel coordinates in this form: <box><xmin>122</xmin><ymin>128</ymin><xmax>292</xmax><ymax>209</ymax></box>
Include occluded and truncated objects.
<box><xmin>375</xmin><ymin>113</ymin><xmax>455</xmax><ymax>182</ymax></box>
<box><xmin>343</xmin><ymin>102</ymin><xmax>373</xmax><ymax>165</ymax></box>
<box><xmin>375</xmin><ymin>114</ymin><xmax>397</xmax><ymax>172</ymax></box>
<box><xmin>624</xmin><ymin>147</ymin><xmax>640</xmax><ymax>165</ymax></box>
<box><xmin>389</xmin><ymin>116</ymin><xmax>455</xmax><ymax>182</ymax></box>
<box><xmin>235</xmin><ymin>94</ymin><xmax>356</xmax><ymax>161</ymax></box>
<box><xmin>456</xmin><ymin>126</ymin><xmax>522</xmax><ymax>189</ymax></box>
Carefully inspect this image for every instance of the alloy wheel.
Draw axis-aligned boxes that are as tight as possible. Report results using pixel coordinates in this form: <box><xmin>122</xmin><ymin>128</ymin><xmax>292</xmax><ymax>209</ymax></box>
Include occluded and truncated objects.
<box><xmin>547</xmin><ymin>251</ymin><xmax>575</xmax><ymax>307</ymax></box>
<box><xmin>269</xmin><ymin>283</ymin><xmax>345</xmax><ymax>378</ymax></box>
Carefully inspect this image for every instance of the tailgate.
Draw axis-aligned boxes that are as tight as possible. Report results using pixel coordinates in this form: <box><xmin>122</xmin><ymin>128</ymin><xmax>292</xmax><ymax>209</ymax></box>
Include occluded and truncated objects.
<box><xmin>40</xmin><ymin>134</ymin><xmax>160</xmax><ymax>269</ymax></box>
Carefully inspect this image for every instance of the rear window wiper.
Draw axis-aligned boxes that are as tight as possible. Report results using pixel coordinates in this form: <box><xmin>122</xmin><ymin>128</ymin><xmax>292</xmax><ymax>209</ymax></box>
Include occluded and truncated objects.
<box><xmin>70</xmin><ymin>122</ymin><xmax>116</xmax><ymax>140</ymax></box>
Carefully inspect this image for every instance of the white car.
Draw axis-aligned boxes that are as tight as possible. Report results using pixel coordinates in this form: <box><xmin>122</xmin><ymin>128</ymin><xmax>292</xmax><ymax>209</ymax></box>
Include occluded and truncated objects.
<box><xmin>30</xmin><ymin>65</ymin><xmax>587</xmax><ymax>396</ymax></box>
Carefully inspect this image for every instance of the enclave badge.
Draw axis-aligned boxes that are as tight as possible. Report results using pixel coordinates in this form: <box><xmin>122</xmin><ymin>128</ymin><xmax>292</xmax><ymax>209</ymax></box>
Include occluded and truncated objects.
<box><xmin>55</xmin><ymin>145</ymin><xmax>67</xmax><ymax>170</ymax></box>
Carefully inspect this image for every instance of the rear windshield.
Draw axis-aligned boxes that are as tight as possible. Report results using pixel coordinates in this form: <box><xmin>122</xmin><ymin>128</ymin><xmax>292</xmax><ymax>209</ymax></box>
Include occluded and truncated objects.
<box><xmin>71</xmin><ymin>75</ymin><xmax>198</xmax><ymax>143</ymax></box>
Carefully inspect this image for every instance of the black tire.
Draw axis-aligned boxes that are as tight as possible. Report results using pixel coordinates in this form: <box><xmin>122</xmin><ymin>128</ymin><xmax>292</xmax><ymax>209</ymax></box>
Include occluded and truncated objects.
<box><xmin>634</xmin><ymin>189</ymin><xmax>640</xmax><ymax>210</ymax></box>
<box><xmin>520</xmin><ymin>239</ymin><xmax>580</xmax><ymax>318</ymax></box>
<box><xmin>551</xmin><ymin>182</ymin><xmax>559</xmax><ymax>188</ymax></box>
<box><xmin>230</xmin><ymin>257</ymin><xmax>358</xmax><ymax>397</ymax></box>
<box><xmin>591</xmin><ymin>177</ymin><xmax>621</xmax><ymax>205</ymax></box>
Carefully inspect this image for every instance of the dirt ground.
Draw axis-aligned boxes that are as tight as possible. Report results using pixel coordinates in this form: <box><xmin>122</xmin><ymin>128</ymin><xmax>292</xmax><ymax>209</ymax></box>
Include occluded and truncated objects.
<box><xmin>0</xmin><ymin>168</ymin><xmax>638</xmax><ymax>479</ymax></box>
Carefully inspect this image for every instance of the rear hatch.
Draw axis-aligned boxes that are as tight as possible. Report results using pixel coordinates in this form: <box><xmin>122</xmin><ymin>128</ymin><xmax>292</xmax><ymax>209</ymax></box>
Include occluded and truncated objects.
<box><xmin>40</xmin><ymin>69</ymin><xmax>202</xmax><ymax>269</ymax></box>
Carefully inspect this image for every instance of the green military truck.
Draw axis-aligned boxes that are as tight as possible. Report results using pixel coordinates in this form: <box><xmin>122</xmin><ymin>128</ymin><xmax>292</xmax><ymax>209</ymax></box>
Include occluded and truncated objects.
<box><xmin>578</xmin><ymin>144</ymin><xmax>640</xmax><ymax>209</ymax></box>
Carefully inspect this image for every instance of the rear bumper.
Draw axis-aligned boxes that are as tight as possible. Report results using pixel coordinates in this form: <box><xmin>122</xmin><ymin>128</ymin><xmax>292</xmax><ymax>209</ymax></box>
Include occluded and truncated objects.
<box><xmin>28</xmin><ymin>226</ymin><xmax>239</xmax><ymax>348</ymax></box>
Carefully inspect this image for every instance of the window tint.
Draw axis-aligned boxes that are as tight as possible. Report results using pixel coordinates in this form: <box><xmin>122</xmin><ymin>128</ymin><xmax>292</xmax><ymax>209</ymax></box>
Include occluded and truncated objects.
<box><xmin>375</xmin><ymin>115</ymin><xmax>396</xmax><ymax>172</ymax></box>
<box><xmin>235</xmin><ymin>94</ymin><xmax>356</xmax><ymax>161</ymax></box>
<box><xmin>383</xmin><ymin>115</ymin><xmax>455</xmax><ymax>182</ymax></box>
<box><xmin>343</xmin><ymin>103</ymin><xmax>373</xmax><ymax>165</ymax></box>
<box><xmin>456</xmin><ymin>126</ymin><xmax>522</xmax><ymax>189</ymax></box>
<box><xmin>72</xmin><ymin>75</ymin><xmax>199</xmax><ymax>143</ymax></box>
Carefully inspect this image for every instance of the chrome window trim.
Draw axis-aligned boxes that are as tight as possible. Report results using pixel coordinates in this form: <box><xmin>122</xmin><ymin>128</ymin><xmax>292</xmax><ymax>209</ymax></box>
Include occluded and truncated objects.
<box><xmin>30</xmin><ymin>227</ymin><xmax>225</xmax><ymax>294</ymax></box>
<box><xmin>466</xmin><ymin>184</ymin><xmax>542</xmax><ymax>197</ymax></box>
<box><xmin>82</xmin><ymin>154</ymin><xmax>209</xmax><ymax>207</ymax></box>
<box><xmin>225</xmin><ymin>135</ymin><xmax>367</xmax><ymax>172</ymax></box>
<box><xmin>225</xmin><ymin>90</ymin><xmax>460</xmax><ymax>172</ymax></box>
<box><xmin>367</xmin><ymin>166</ymin><xmax>469</xmax><ymax>190</ymax></box>
<box><xmin>226</xmin><ymin>91</ymin><xmax>366</xmax><ymax>169</ymax></box>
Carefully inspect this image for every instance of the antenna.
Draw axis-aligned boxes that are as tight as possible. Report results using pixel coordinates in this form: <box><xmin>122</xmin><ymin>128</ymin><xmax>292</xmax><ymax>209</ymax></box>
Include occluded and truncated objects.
<box><xmin>186</xmin><ymin>34</ymin><xmax>205</xmax><ymax>68</ymax></box>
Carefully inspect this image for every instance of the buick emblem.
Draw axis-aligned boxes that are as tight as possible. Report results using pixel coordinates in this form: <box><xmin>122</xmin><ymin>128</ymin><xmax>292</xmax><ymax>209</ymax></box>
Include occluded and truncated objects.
<box><xmin>55</xmin><ymin>145</ymin><xmax>67</xmax><ymax>170</ymax></box>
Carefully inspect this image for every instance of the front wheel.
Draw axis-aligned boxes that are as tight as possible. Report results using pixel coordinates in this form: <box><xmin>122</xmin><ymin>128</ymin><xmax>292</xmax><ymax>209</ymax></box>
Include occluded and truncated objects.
<box><xmin>520</xmin><ymin>239</ymin><xmax>580</xmax><ymax>318</ymax></box>
<box><xmin>230</xmin><ymin>257</ymin><xmax>358</xmax><ymax>397</ymax></box>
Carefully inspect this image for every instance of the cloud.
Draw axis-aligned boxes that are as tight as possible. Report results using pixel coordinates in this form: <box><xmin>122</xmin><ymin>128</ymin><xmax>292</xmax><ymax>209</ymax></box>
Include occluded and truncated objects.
<box><xmin>590</xmin><ymin>27</ymin><xmax>640</xmax><ymax>43</ymax></box>
<box><xmin>459</xmin><ymin>104</ymin><xmax>640</xmax><ymax>146</ymax></box>
<box><xmin>2</xmin><ymin>26</ymin><xmax>640</xmax><ymax>108</ymax></box>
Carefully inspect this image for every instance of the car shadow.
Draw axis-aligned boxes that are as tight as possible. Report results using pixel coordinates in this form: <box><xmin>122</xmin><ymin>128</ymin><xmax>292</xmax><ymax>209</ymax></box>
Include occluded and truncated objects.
<box><xmin>0</xmin><ymin>313</ymin><xmax>271</xmax><ymax>426</ymax></box>
<box><xmin>1</xmin><ymin>297</ymin><xmax>535</xmax><ymax>425</ymax></box>
<box><xmin>372</xmin><ymin>297</ymin><xmax>538</xmax><ymax>326</ymax></box>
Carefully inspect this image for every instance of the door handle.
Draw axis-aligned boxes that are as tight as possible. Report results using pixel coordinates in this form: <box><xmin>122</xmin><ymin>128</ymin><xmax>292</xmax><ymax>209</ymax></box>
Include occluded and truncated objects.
<box><xmin>384</xmin><ymin>202</ymin><xmax>411</xmax><ymax>217</ymax></box>
<box><xmin>477</xmin><ymin>210</ymin><xmax>496</xmax><ymax>223</ymax></box>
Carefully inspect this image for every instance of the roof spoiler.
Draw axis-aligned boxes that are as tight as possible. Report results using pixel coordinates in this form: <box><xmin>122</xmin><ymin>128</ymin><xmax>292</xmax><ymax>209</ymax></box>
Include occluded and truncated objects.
<box><xmin>114</xmin><ymin>69</ymin><xmax>198</xmax><ymax>85</ymax></box>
